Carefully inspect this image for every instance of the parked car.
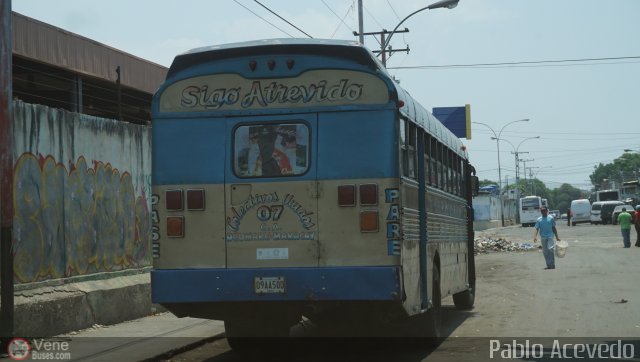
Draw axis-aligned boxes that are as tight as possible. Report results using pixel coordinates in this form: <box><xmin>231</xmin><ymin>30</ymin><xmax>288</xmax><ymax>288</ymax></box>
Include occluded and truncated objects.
<box><xmin>560</xmin><ymin>213</ymin><xmax>567</xmax><ymax>220</ymax></box>
<box><xmin>611</xmin><ymin>205</ymin><xmax>635</xmax><ymax>225</ymax></box>
<box><xmin>598</xmin><ymin>200</ymin><xmax>624</xmax><ymax>225</ymax></box>
<box><xmin>550</xmin><ymin>210</ymin><xmax>560</xmax><ymax>219</ymax></box>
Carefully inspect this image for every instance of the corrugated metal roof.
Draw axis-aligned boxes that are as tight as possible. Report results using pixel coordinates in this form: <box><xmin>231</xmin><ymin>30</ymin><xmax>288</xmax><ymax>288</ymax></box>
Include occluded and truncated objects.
<box><xmin>12</xmin><ymin>11</ymin><xmax>167</xmax><ymax>94</ymax></box>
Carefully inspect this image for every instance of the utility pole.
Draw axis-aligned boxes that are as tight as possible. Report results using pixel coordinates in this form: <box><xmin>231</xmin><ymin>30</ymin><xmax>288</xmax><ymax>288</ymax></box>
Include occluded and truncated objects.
<box><xmin>527</xmin><ymin>166</ymin><xmax>540</xmax><ymax>195</ymax></box>
<box><xmin>354</xmin><ymin>29</ymin><xmax>410</xmax><ymax>67</ymax></box>
<box><xmin>357</xmin><ymin>0</ymin><xmax>364</xmax><ymax>44</ymax></box>
<box><xmin>0</xmin><ymin>0</ymin><xmax>15</xmax><ymax>350</ymax></box>
<box><xmin>520</xmin><ymin>159</ymin><xmax>534</xmax><ymax>195</ymax></box>
<box><xmin>513</xmin><ymin>151</ymin><xmax>529</xmax><ymax>183</ymax></box>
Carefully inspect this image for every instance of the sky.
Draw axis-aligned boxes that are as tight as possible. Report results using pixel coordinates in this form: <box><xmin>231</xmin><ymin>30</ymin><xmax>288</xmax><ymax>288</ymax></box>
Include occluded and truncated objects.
<box><xmin>12</xmin><ymin>0</ymin><xmax>640</xmax><ymax>191</ymax></box>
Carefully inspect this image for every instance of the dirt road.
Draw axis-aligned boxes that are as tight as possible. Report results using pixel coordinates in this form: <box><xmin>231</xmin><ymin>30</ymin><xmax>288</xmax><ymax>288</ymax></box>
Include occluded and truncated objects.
<box><xmin>456</xmin><ymin>222</ymin><xmax>640</xmax><ymax>338</ymax></box>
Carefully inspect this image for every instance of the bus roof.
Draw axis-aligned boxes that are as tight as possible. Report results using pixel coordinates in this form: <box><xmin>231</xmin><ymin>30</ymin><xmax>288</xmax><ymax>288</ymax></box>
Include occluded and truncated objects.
<box><xmin>162</xmin><ymin>38</ymin><xmax>467</xmax><ymax>159</ymax></box>
<box><xmin>168</xmin><ymin>38</ymin><xmax>388</xmax><ymax>78</ymax></box>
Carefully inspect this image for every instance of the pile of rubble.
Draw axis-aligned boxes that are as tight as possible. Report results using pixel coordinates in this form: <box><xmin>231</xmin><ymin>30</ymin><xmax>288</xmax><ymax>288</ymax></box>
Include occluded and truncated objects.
<box><xmin>474</xmin><ymin>236</ymin><xmax>536</xmax><ymax>255</ymax></box>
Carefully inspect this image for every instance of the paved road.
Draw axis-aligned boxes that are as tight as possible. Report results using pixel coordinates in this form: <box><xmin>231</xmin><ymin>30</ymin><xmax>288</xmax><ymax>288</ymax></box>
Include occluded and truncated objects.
<box><xmin>161</xmin><ymin>222</ymin><xmax>640</xmax><ymax>361</ymax></box>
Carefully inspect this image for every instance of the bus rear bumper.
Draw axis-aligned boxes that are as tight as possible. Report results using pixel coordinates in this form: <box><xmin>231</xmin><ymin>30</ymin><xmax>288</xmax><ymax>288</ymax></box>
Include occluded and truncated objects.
<box><xmin>151</xmin><ymin>266</ymin><xmax>402</xmax><ymax>303</ymax></box>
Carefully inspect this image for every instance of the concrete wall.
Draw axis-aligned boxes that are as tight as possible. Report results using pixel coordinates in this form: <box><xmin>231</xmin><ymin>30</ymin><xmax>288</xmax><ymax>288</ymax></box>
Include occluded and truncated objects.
<box><xmin>473</xmin><ymin>194</ymin><xmax>518</xmax><ymax>230</ymax></box>
<box><xmin>11</xmin><ymin>101</ymin><xmax>152</xmax><ymax>283</ymax></box>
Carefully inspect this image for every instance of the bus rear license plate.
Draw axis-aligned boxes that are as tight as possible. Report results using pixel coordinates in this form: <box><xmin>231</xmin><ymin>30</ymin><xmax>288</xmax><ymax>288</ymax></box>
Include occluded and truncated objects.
<box><xmin>254</xmin><ymin>276</ymin><xmax>286</xmax><ymax>294</ymax></box>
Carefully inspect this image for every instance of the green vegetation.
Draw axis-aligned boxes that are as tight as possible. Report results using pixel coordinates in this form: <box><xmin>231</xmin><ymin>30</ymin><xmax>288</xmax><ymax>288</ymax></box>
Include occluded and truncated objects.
<box><xmin>590</xmin><ymin>152</ymin><xmax>640</xmax><ymax>188</ymax></box>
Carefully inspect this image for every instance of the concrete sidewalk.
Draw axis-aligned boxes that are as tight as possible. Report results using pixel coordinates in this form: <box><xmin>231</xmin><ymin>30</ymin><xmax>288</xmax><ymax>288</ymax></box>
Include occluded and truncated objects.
<box><xmin>11</xmin><ymin>271</ymin><xmax>154</xmax><ymax>337</ymax></box>
<box><xmin>1</xmin><ymin>313</ymin><xmax>225</xmax><ymax>361</ymax></box>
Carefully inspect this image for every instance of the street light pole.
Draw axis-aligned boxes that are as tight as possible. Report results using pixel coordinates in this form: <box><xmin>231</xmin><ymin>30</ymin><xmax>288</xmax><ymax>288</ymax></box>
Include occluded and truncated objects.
<box><xmin>473</xmin><ymin>119</ymin><xmax>530</xmax><ymax>226</ymax></box>
<box><xmin>379</xmin><ymin>0</ymin><xmax>459</xmax><ymax>66</ymax></box>
<box><xmin>357</xmin><ymin>0</ymin><xmax>364</xmax><ymax>44</ymax></box>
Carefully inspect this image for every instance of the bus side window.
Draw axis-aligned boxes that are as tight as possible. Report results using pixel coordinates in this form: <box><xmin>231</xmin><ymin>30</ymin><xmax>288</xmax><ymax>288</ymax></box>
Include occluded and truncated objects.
<box><xmin>453</xmin><ymin>153</ymin><xmax>459</xmax><ymax>196</ymax></box>
<box><xmin>430</xmin><ymin>137</ymin><xmax>438</xmax><ymax>186</ymax></box>
<box><xmin>447</xmin><ymin>149</ymin><xmax>453</xmax><ymax>194</ymax></box>
<box><xmin>457</xmin><ymin>156</ymin><xmax>463</xmax><ymax>196</ymax></box>
<box><xmin>443</xmin><ymin>147</ymin><xmax>449</xmax><ymax>192</ymax></box>
<box><xmin>438</xmin><ymin>142</ymin><xmax>444</xmax><ymax>190</ymax></box>
<box><xmin>400</xmin><ymin>119</ymin><xmax>417</xmax><ymax>180</ymax></box>
<box><xmin>462</xmin><ymin>159</ymin><xmax>468</xmax><ymax>196</ymax></box>
<box><xmin>424</xmin><ymin>134</ymin><xmax>431</xmax><ymax>186</ymax></box>
<box><xmin>400</xmin><ymin>119</ymin><xmax>408</xmax><ymax>177</ymax></box>
<box><xmin>408</xmin><ymin>123</ymin><xmax>417</xmax><ymax>179</ymax></box>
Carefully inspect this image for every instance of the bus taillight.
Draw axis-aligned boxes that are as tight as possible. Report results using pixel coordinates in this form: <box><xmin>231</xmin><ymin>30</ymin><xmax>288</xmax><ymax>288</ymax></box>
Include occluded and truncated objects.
<box><xmin>166</xmin><ymin>216</ymin><xmax>184</xmax><ymax>238</ymax></box>
<box><xmin>338</xmin><ymin>185</ymin><xmax>356</xmax><ymax>206</ymax></box>
<box><xmin>166</xmin><ymin>189</ymin><xmax>183</xmax><ymax>211</ymax></box>
<box><xmin>187</xmin><ymin>189</ymin><xmax>205</xmax><ymax>210</ymax></box>
<box><xmin>360</xmin><ymin>211</ymin><xmax>379</xmax><ymax>232</ymax></box>
<box><xmin>359</xmin><ymin>184</ymin><xmax>378</xmax><ymax>205</ymax></box>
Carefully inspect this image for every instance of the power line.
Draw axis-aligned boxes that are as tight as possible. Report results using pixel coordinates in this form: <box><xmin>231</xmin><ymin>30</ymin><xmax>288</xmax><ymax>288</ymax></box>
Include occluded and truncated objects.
<box><xmin>327</xmin><ymin>2</ymin><xmax>354</xmax><ymax>38</ymax></box>
<box><xmin>363</xmin><ymin>4</ymin><xmax>384</xmax><ymax>29</ymax></box>
<box><xmin>232</xmin><ymin>0</ymin><xmax>295</xmax><ymax>38</ymax></box>
<box><xmin>321</xmin><ymin>0</ymin><xmax>356</xmax><ymax>36</ymax></box>
<box><xmin>254</xmin><ymin>0</ymin><xmax>313</xmax><ymax>38</ymax></box>
<box><xmin>388</xmin><ymin>56</ymin><xmax>640</xmax><ymax>70</ymax></box>
<box><xmin>385</xmin><ymin>0</ymin><xmax>401</xmax><ymax>21</ymax></box>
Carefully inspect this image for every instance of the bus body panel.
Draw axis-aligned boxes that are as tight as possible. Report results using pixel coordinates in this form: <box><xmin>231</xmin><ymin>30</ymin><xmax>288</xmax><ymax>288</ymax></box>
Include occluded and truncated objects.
<box><xmin>426</xmin><ymin>187</ymin><xmax>470</xmax><ymax>297</ymax></box>
<box><xmin>151</xmin><ymin>266</ymin><xmax>402</xmax><ymax>303</ymax></box>
<box><xmin>152</xmin><ymin>118</ymin><xmax>226</xmax><ymax>185</ymax></box>
<box><xmin>153</xmin><ymin>184</ymin><xmax>226</xmax><ymax>269</ymax></box>
<box><xmin>318</xmin><ymin>178</ymin><xmax>401</xmax><ymax>267</ymax></box>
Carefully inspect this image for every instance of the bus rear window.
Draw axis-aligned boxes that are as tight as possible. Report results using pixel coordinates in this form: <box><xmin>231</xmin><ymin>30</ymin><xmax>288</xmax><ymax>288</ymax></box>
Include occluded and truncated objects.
<box><xmin>234</xmin><ymin>123</ymin><xmax>309</xmax><ymax>178</ymax></box>
<box><xmin>521</xmin><ymin>199</ymin><xmax>540</xmax><ymax>209</ymax></box>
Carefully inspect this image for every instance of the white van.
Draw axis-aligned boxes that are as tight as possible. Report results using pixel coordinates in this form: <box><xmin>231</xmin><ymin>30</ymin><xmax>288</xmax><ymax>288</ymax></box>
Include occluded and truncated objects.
<box><xmin>590</xmin><ymin>201</ymin><xmax>604</xmax><ymax>224</ymax></box>
<box><xmin>570</xmin><ymin>199</ymin><xmax>591</xmax><ymax>226</ymax></box>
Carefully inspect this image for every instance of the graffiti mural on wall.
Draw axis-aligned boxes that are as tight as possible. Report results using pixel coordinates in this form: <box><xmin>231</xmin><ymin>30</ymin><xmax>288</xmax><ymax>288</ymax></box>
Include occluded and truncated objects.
<box><xmin>13</xmin><ymin>153</ymin><xmax>151</xmax><ymax>283</ymax></box>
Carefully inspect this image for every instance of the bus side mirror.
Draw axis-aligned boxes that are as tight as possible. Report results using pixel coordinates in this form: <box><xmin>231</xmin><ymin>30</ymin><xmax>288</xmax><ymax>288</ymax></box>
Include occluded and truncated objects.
<box><xmin>471</xmin><ymin>176</ymin><xmax>479</xmax><ymax>197</ymax></box>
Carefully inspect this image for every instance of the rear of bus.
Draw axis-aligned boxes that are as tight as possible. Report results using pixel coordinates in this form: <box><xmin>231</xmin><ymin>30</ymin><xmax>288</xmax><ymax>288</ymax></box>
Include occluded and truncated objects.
<box><xmin>150</xmin><ymin>40</ymin><xmax>411</xmax><ymax>336</ymax></box>
<box><xmin>519</xmin><ymin>196</ymin><xmax>541</xmax><ymax>227</ymax></box>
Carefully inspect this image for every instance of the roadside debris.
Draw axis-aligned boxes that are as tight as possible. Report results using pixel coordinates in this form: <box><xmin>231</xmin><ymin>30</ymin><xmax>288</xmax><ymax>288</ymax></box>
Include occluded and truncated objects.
<box><xmin>474</xmin><ymin>236</ymin><xmax>535</xmax><ymax>255</ymax></box>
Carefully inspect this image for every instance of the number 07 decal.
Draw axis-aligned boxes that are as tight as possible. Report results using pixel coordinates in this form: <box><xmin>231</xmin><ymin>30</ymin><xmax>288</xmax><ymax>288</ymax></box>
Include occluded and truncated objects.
<box><xmin>256</xmin><ymin>205</ymin><xmax>284</xmax><ymax>221</ymax></box>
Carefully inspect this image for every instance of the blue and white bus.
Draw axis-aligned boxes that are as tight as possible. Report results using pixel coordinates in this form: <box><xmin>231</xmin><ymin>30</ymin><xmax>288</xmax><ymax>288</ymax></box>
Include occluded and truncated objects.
<box><xmin>150</xmin><ymin>39</ymin><xmax>479</xmax><ymax>348</ymax></box>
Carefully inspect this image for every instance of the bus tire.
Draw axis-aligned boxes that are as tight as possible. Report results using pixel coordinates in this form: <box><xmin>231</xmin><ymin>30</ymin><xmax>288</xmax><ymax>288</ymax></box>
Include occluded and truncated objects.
<box><xmin>453</xmin><ymin>282</ymin><xmax>475</xmax><ymax>310</ymax></box>
<box><xmin>424</xmin><ymin>265</ymin><xmax>442</xmax><ymax>339</ymax></box>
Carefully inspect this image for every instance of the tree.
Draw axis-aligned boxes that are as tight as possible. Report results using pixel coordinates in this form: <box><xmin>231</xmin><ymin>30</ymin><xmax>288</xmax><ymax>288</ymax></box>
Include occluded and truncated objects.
<box><xmin>549</xmin><ymin>183</ymin><xmax>584</xmax><ymax>212</ymax></box>
<box><xmin>590</xmin><ymin>153</ymin><xmax>640</xmax><ymax>188</ymax></box>
<box><xmin>479</xmin><ymin>179</ymin><xmax>498</xmax><ymax>187</ymax></box>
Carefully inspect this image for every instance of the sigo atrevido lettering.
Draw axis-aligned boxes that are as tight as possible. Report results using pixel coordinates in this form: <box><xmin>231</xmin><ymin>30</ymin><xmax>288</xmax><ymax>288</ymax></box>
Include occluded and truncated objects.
<box><xmin>181</xmin><ymin>79</ymin><xmax>363</xmax><ymax>110</ymax></box>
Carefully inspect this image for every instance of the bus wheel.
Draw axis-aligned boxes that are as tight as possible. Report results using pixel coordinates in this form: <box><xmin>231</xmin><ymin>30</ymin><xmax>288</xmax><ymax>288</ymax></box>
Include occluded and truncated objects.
<box><xmin>453</xmin><ymin>281</ymin><xmax>475</xmax><ymax>310</ymax></box>
<box><xmin>424</xmin><ymin>265</ymin><xmax>442</xmax><ymax>339</ymax></box>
